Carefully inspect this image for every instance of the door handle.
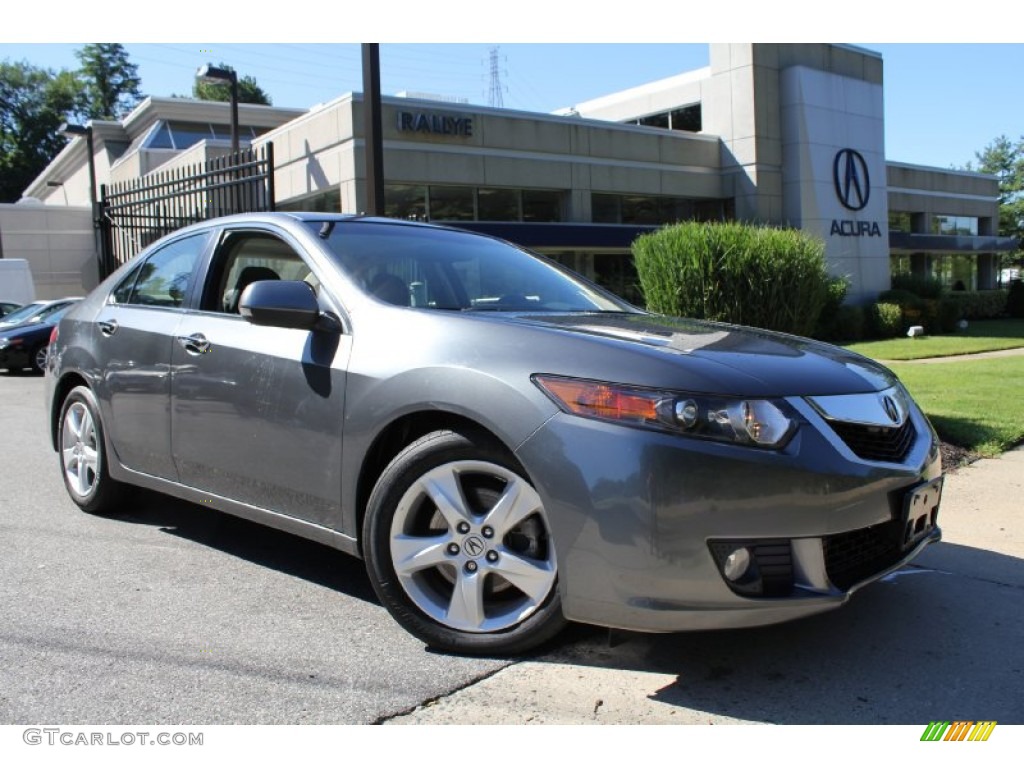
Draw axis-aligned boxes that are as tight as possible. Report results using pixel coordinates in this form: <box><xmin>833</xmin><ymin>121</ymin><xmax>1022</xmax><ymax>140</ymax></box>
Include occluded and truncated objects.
<box><xmin>98</xmin><ymin>319</ymin><xmax>118</xmax><ymax>337</ymax></box>
<box><xmin>177</xmin><ymin>333</ymin><xmax>212</xmax><ymax>355</ymax></box>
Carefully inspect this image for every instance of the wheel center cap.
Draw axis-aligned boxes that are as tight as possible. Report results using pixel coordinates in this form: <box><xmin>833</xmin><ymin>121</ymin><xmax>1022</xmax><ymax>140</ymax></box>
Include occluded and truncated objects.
<box><xmin>463</xmin><ymin>535</ymin><xmax>486</xmax><ymax>558</ymax></box>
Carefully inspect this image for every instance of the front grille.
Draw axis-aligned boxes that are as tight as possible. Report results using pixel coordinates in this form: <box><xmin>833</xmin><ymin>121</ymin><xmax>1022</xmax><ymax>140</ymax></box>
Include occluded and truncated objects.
<box><xmin>823</xmin><ymin>520</ymin><xmax>903</xmax><ymax>591</ymax></box>
<box><xmin>828</xmin><ymin>418</ymin><xmax>916</xmax><ymax>463</ymax></box>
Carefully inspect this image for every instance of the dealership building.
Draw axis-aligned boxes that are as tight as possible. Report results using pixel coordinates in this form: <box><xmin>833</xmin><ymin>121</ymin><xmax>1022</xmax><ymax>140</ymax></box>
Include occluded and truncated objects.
<box><xmin>10</xmin><ymin>43</ymin><xmax>1015</xmax><ymax>302</ymax></box>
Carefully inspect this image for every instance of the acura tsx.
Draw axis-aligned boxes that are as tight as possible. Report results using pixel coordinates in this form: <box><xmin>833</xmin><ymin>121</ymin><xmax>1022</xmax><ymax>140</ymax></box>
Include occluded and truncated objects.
<box><xmin>45</xmin><ymin>213</ymin><xmax>942</xmax><ymax>654</ymax></box>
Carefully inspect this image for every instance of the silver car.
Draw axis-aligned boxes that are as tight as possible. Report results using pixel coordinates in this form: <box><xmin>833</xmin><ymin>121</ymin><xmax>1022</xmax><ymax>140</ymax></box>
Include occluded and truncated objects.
<box><xmin>45</xmin><ymin>213</ymin><xmax>942</xmax><ymax>655</ymax></box>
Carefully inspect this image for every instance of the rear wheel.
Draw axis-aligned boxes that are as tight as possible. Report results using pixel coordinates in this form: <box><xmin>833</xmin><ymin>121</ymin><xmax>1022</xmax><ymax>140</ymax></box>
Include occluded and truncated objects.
<box><xmin>58</xmin><ymin>386</ymin><xmax>127</xmax><ymax>514</ymax></box>
<box><xmin>363</xmin><ymin>429</ymin><xmax>565</xmax><ymax>655</ymax></box>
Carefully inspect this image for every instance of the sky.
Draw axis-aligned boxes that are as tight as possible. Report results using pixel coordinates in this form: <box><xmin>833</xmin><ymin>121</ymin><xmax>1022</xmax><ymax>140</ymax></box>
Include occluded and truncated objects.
<box><xmin>4</xmin><ymin>4</ymin><xmax>1024</xmax><ymax>171</ymax></box>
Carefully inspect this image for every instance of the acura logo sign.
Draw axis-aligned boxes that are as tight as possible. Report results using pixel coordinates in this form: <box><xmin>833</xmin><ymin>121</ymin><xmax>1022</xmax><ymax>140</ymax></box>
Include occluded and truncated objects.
<box><xmin>833</xmin><ymin>149</ymin><xmax>870</xmax><ymax>211</ymax></box>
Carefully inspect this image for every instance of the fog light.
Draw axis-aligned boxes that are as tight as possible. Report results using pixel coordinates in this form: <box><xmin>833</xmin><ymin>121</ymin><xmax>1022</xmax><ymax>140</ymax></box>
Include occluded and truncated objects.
<box><xmin>723</xmin><ymin>547</ymin><xmax>752</xmax><ymax>582</ymax></box>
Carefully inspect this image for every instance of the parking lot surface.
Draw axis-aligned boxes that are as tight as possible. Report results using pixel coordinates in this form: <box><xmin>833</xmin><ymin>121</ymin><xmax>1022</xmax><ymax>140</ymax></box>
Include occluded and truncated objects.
<box><xmin>2</xmin><ymin>373</ymin><xmax>1022</xmax><ymax>725</ymax></box>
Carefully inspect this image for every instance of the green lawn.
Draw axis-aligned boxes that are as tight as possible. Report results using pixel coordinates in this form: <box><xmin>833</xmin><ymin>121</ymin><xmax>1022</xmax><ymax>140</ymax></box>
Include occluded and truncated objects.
<box><xmin>888</xmin><ymin>356</ymin><xmax>1024</xmax><ymax>457</ymax></box>
<box><xmin>845</xmin><ymin>319</ymin><xmax>1024</xmax><ymax>360</ymax></box>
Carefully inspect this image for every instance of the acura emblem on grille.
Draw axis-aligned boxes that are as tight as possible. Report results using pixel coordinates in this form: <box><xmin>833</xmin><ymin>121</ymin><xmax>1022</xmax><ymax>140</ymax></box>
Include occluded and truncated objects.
<box><xmin>883</xmin><ymin>395</ymin><xmax>901</xmax><ymax>424</ymax></box>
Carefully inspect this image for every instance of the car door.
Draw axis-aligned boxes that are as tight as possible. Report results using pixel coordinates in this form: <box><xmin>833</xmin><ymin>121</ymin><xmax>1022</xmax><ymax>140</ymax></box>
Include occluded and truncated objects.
<box><xmin>95</xmin><ymin>231</ymin><xmax>212</xmax><ymax>480</ymax></box>
<box><xmin>170</xmin><ymin>227</ymin><xmax>351</xmax><ymax>529</ymax></box>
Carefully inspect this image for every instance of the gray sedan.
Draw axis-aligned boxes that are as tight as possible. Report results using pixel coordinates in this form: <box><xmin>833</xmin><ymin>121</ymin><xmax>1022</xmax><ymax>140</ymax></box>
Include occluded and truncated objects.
<box><xmin>45</xmin><ymin>213</ymin><xmax>942</xmax><ymax>655</ymax></box>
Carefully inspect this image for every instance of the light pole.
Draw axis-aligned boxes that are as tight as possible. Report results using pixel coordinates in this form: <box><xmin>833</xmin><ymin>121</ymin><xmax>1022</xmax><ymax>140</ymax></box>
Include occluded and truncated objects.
<box><xmin>196</xmin><ymin>63</ymin><xmax>239</xmax><ymax>155</ymax></box>
<box><xmin>60</xmin><ymin>122</ymin><xmax>104</xmax><ymax>278</ymax></box>
<box><xmin>362</xmin><ymin>44</ymin><xmax>385</xmax><ymax>216</ymax></box>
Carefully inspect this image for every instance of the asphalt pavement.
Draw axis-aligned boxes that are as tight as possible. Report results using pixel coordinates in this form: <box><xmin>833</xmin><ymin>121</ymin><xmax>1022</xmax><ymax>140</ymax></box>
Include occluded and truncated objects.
<box><xmin>1</xmin><ymin>371</ymin><xmax>1022</xmax><ymax>726</ymax></box>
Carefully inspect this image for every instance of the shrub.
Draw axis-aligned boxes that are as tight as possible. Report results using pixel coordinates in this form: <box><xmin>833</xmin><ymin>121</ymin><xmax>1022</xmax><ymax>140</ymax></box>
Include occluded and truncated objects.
<box><xmin>814</xmin><ymin>277</ymin><xmax>850</xmax><ymax>340</ymax></box>
<box><xmin>869</xmin><ymin>302</ymin><xmax>903</xmax><ymax>338</ymax></box>
<box><xmin>890</xmin><ymin>273</ymin><xmax>945</xmax><ymax>300</ymax></box>
<box><xmin>1008</xmin><ymin>280</ymin><xmax>1024</xmax><ymax>318</ymax></box>
<box><xmin>632</xmin><ymin>221</ymin><xmax>830</xmax><ymax>336</ymax></box>
<box><xmin>833</xmin><ymin>305</ymin><xmax>866</xmax><ymax>341</ymax></box>
<box><xmin>945</xmin><ymin>290</ymin><xmax>1009</xmax><ymax>320</ymax></box>
<box><xmin>937</xmin><ymin>297</ymin><xmax>961</xmax><ymax>333</ymax></box>
<box><xmin>878</xmin><ymin>288</ymin><xmax>922</xmax><ymax>308</ymax></box>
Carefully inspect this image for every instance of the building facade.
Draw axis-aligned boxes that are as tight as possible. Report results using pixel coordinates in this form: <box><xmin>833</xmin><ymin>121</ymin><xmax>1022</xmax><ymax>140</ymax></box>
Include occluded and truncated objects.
<box><xmin>14</xmin><ymin>43</ymin><xmax>1015</xmax><ymax>302</ymax></box>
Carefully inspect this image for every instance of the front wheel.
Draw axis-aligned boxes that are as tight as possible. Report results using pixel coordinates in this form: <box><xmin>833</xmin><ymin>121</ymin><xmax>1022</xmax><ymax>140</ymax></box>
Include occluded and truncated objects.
<box><xmin>58</xmin><ymin>385</ymin><xmax>127</xmax><ymax>514</ymax></box>
<box><xmin>363</xmin><ymin>429</ymin><xmax>565</xmax><ymax>655</ymax></box>
<box><xmin>31</xmin><ymin>344</ymin><xmax>48</xmax><ymax>374</ymax></box>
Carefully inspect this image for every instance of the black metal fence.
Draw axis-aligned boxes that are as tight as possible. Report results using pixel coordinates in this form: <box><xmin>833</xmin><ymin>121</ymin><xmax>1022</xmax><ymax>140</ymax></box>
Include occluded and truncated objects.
<box><xmin>99</xmin><ymin>143</ymin><xmax>275</xmax><ymax>277</ymax></box>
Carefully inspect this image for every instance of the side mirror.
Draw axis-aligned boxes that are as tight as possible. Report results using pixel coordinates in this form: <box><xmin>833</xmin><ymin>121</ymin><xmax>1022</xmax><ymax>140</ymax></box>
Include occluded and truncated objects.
<box><xmin>239</xmin><ymin>280</ymin><xmax>321</xmax><ymax>330</ymax></box>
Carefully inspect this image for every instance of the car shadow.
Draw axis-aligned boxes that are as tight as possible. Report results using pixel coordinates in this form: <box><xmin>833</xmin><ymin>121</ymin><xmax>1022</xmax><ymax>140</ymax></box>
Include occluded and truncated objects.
<box><xmin>538</xmin><ymin>542</ymin><xmax>1024</xmax><ymax>724</ymax></box>
<box><xmin>114</xmin><ymin>488</ymin><xmax>380</xmax><ymax>605</ymax></box>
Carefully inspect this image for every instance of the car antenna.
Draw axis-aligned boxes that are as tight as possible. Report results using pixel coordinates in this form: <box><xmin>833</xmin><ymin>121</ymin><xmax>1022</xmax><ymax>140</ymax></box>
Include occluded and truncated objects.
<box><xmin>318</xmin><ymin>222</ymin><xmax>335</xmax><ymax>239</ymax></box>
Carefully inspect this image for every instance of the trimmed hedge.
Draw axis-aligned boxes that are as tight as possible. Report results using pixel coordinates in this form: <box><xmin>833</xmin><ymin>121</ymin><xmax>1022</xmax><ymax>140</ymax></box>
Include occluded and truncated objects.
<box><xmin>834</xmin><ymin>305</ymin><xmax>866</xmax><ymax>341</ymax></box>
<box><xmin>632</xmin><ymin>221</ymin><xmax>830</xmax><ymax>336</ymax></box>
<box><xmin>1007</xmin><ymin>281</ymin><xmax>1024</xmax><ymax>318</ymax></box>
<box><xmin>869</xmin><ymin>302</ymin><xmax>903</xmax><ymax>338</ymax></box>
<box><xmin>946</xmin><ymin>290</ymin><xmax>1010</xmax><ymax>320</ymax></box>
<box><xmin>890</xmin><ymin>273</ymin><xmax>945</xmax><ymax>300</ymax></box>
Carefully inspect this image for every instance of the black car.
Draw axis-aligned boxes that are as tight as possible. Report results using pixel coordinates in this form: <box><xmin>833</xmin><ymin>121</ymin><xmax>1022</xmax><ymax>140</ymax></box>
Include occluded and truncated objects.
<box><xmin>0</xmin><ymin>302</ymin><xmax>21</xmax><ymax>318</ymax></box>
<box><xmin>0</xmin><ymin>303</ymin><xmax>78</xmax><ymax>374</ymax></box>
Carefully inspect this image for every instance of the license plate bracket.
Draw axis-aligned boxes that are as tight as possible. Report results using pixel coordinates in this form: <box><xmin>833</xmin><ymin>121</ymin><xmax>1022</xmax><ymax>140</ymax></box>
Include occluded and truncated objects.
<box><xmin>901</xmin><ymin>477</ymin><xmax>942</xmax><ymax>550</ymax></box>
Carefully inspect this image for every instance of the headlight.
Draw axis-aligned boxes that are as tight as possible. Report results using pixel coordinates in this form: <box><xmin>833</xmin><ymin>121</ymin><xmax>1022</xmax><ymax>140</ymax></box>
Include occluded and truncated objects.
<box><xmin>533</xmin><ymin>374</ymin><xmax>796</xmax><ymax>448</ymax></box>
<box><xmin>0</xmin><ymin>337</ymin><xmax>11</xmax><ymax>350</ymax></box>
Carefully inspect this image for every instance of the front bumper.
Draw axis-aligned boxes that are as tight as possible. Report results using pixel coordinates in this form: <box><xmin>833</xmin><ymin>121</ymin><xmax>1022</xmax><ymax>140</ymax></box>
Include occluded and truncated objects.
<box><xmin>0</xmin><ymin>347</ymin><xmax>30</xmax><ymax>370</ymax></box>
<box><xmin>515</xmin><ymin>395</ymin><xmax>942</xmax><ymax>633</ymax></box>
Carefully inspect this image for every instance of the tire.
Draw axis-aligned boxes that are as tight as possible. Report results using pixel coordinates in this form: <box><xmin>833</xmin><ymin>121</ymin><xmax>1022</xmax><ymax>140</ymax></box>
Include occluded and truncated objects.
<box><xmin>58</xmin><ymin>385</ymin><xmax>127</xmax><ymax>514</ymax></box>
<box><xmin>363</xmin><ymin>429</ymin><xmax>566</xmax><ymax>655</ymax></box>
<box><xmin>31</xmin><ymin>344</ymin><xmax>48</xmax><ymax>374</ymax></box>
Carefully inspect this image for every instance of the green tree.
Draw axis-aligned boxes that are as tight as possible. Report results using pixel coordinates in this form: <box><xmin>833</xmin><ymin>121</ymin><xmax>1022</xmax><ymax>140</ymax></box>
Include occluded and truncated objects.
<box><xmin>966</xmin><ymin>136</ymin><xmax>1024</xmax><ymax>275</ymax></box>
<box><xmin>193</xmin><ymin>63</ymin><xmax>272</xmax><ymax>106</ymax></box>
<box><xmin>75</xmin><ymin>43</ymin><xmax>143</xmax><ymax>120</ymax></box>
<box><xmin>0</xmin><ymin>60</ymin><xmax>81</xmax><ymax>203</ymax></box>
<box><xmin>965</xmin><ymin>136</ymin><xmax>1024</xmax><ymax>238</ymax></box>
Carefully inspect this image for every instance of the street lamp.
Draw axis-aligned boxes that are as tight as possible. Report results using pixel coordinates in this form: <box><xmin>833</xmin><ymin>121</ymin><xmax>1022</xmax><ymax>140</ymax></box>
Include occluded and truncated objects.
<box><xmin>60</xmin><ymin>122</ymin><xmax>104</xmax><ymax>278</ymax></box>
<box><xmin>196</xmin><ymin>63</ymin><xmax>239</xmax><ymax>155</ymax></box>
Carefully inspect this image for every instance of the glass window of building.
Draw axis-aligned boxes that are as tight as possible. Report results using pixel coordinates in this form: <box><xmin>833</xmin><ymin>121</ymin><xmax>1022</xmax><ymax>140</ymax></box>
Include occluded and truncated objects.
<box><xmin>621</xmin><ymin>196</ymin><xmax>661</xmax><ymax>225</ymax></box>
<box><xmin>890</xmin><ymin>254</ymin><xmax>911</xmax><ymax>277</ymax></box>
<box><xmin>477</xmin><ymin>188</ymin><xmax>520</xmax><ymax>221</ymax></box>
<box><xmin>429</xmin><ymin>186</ymin><xmax>475</xmax><ymax>221</ymax></box>
<box><xmin>932</xmin><ymin>254</ymin><xmax>977</xmax><ymax>289</ymax></box>
<box><xmin>522</xmin><ymin>190</ymin><xmax>562</xmax><ymax>222</ymax></box>
<box><xmin>631</xmin><ymin>104</ymin><xmax>701</xmax><ymax>133</ymax></box>
<box><xmin>670</xmin><ymin>105</ymin><xmax>702</xmax><ymax>132</ymax></box>
<box><xmin>637</xmin><ymin>112</ymin><xmax>670</xmax><ymax>129</ymax></box>
<box><xmin>932</xmin><ymin>215</ymin><xmax>979</xmax><ymax>236</ymax></box>
<box><xmin>592</xmin><ymin>194</ymin><xmax>621</xmax><ymax>224</ymax></box>
<box><xmin>593</xmin><ymin>253</ymin><xmax>643</xmax><ymax>306</ymax></box>
<box><xmin>889</xmin><ymin>211</ymin><xmax>912</xmax><ymax>232</ymax></box>
<box><xmin>385</xmin><ymin>185</ymin><xmax>427</xmax><ymax>221</ymax></box>
<box><xmin>147</xmin><ymin>123</ymin><xmax>174</xmax><ymax>149</ymax></box>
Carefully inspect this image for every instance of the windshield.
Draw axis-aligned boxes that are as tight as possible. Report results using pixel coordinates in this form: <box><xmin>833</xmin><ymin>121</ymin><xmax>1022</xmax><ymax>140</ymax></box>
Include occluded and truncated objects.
<box><xmin>0</xmin><ymin>302</ymin><xmax>48</xmax><ymax>326</ymax></box>
<box><xmin>311</xmin><ymin>221</ymin><xmax>634</xmax><ymax>313</ymax></box>
<box><xmin>0</xmin><ymin>302</ymin><xmax>74</xmax><ymax>328</ymax></box>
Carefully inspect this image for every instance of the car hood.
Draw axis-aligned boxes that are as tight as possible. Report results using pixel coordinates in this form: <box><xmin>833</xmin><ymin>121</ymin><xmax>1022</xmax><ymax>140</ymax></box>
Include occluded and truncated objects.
<box><xmin>502</xmin><ymin>312</ymin><xmax>898</xmax><ymax>396</ymax></box>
